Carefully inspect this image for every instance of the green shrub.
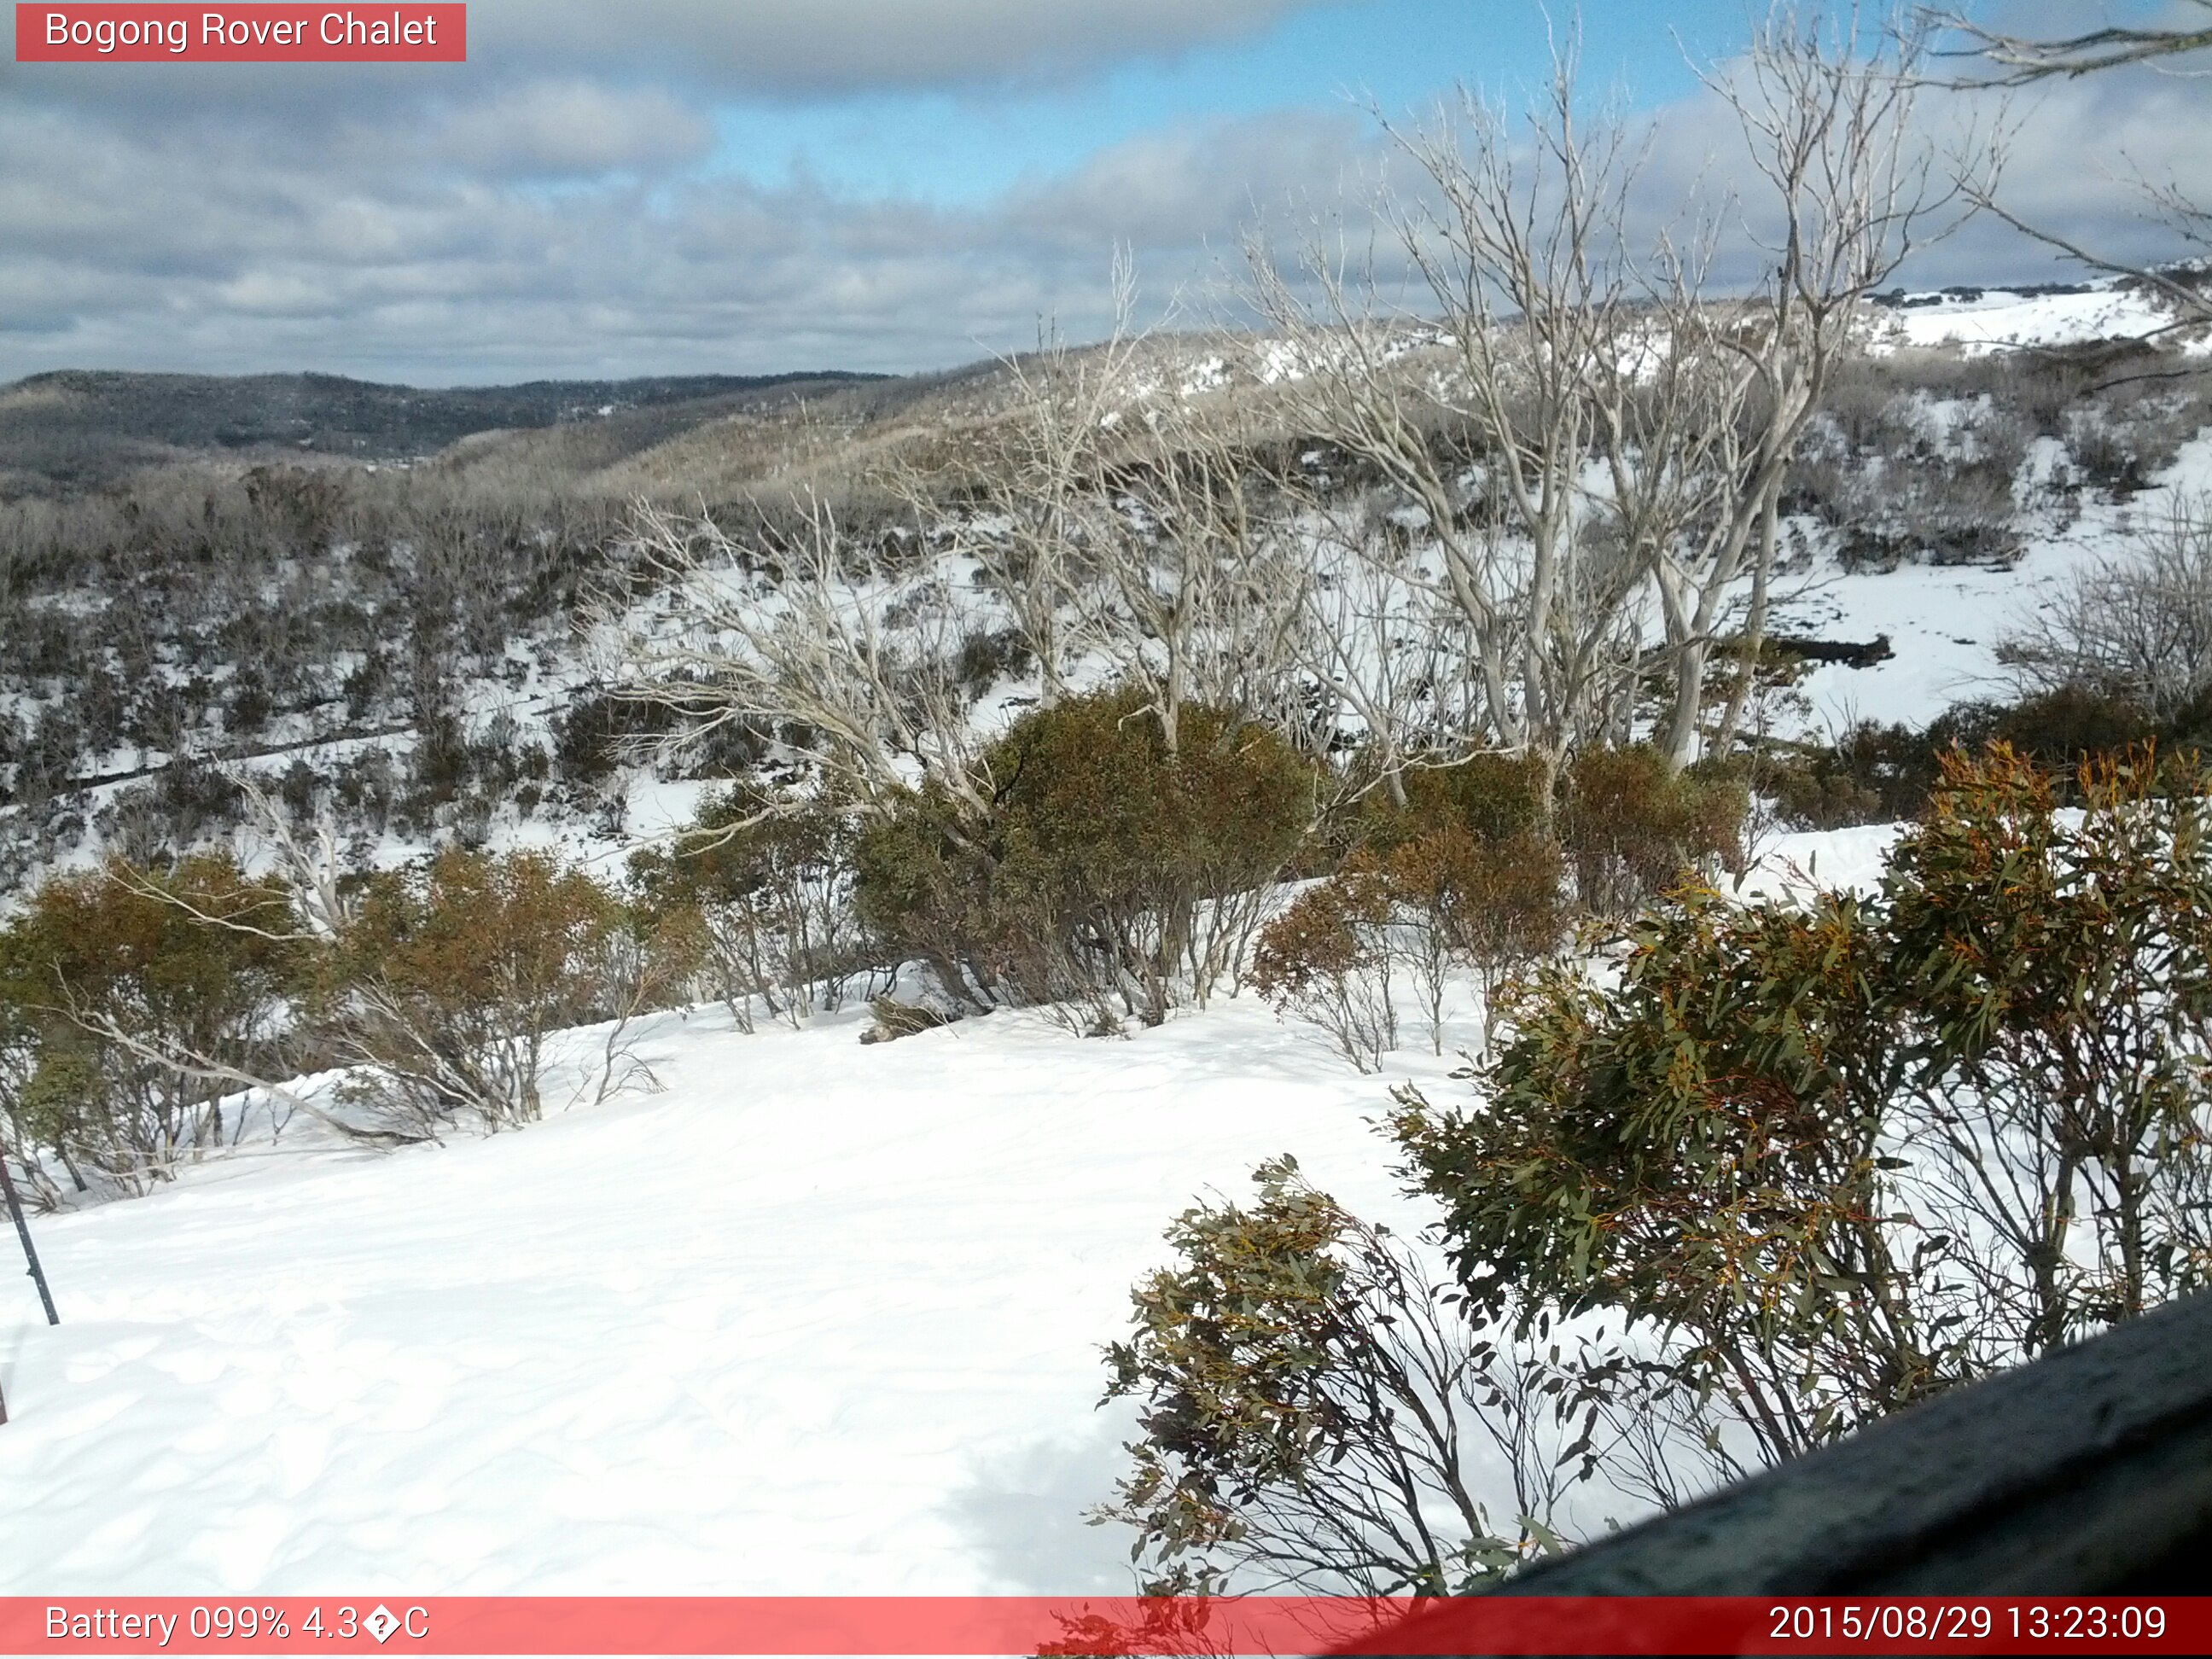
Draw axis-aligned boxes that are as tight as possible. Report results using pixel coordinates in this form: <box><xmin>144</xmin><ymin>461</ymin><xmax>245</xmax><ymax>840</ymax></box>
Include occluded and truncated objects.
<box><xmin>1881</xmin><ymin>743</ymin><xmax>2212</xmax><ymax>1345</ymax></box>
<box><xmin>1252</xmin><ymin>824</ymin><xmax>1569</xmax><ymax>1064</ymax></box>
<box><xmin>1560</xmin><ymin>746</ymin><xmax>1746</xmax><ymax>917</ymax></box>
<box><xmin>1770</xmin><ymin>687</ymin><xmax>2182</xmax><ymax>830</ymax></box>
<box><xmin>1356</xmin><ymin>751</ymin><xmax>1551</xmax><ymax>853</ymax></box>
<box><xmin>856</xmin><ymin>688</ymin><xmax>1316</xmax><ymax>1024</ymax></box>
<box><xmin>1250</xmin><ymin>854</ymin><xmax>1399</xmax><ymax>1070</ymax></box>
<box><xmin>329</xmin><ymin>848</ymin><xmax>660</xmax><ymax>1129</ymax></box>
<box><xmin>849</xmin><ymin>786</ymin><xmax>1001</xmax><ymax>1010</ymax></box>
<box><xmin>0</xmin><ymin>856</ymin><xmax>298</xmax><ymax>1192</ymax></box>
<box><xmin>1394</xmin><ymin>742</ymin><xmax>2212</xmax><ymax>1499</ymax></box>
<box><xmin>1970</xmin><ymin>684</ymin><xmax>2163</xmax><ymax>774</ymax></box>
<box><xmin>1097</xmin><ymin>1156</ymin><xmax>1563</xmax><ymax>1595</ymax></box>
<box><xmin>631</xmin><ymin>789</ymin><xmax>871</xmax><ymax>1028</ymax></box>
<box><xmin>1765</xmin><ymin>720</ymin><xmax>1945</xmax><ymax>830</ymax></box>
<box><xmin>1388</xmin><ymin>824</ymin><xmax>1566</xmax><ymax>1042</ymax></box>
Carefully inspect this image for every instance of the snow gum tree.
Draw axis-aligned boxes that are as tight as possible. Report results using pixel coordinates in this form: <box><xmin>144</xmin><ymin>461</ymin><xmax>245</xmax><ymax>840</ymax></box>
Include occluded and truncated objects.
<box><xmin>1249</xmin><ymin>7</ymin><xmax>1992</xmax><ymax>781</ymax></box>
<box><xmin>1249</xmin><ymin>49</ymin><xmax>1656</xmax><ymax>799</ymax></box>
<box><xmin>612</xmin><ymin>492</ymin><xmax>1000</xmax><ymax>824</ymax></box>
<box><xmin>1664</xmin><ymin>7</ymin><xmax>1988</xmax><ymax>766</ymax></box>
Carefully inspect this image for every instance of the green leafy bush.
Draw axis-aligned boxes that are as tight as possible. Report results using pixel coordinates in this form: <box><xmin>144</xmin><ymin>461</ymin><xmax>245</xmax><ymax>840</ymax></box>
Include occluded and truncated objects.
<box><xmin>856</xmin><ymin>688</ymin><xmax>1316</xmax><ymax>1025</ymax></box>
<box><xmin>329</xmin><ymin>848</ymin><xmax>663</xmax><ymax>1130</ymax></box>
<box><xmin>1769</xmin><ymin>686</ymin><xmax>2188</xmax><ymax>830</ymax></box>
<box><xmin>1097</xmin><ymin>1156</ymin><xmax>1584</xmax><ymax>1595</ymax></box>
<box><xmin>631</xmin><ymin>789</ymin><xmax>871</xmax><ymax>1029</ymax></box>
<box><xmin>1252</xmin><ymin>826</ymin><xmax>1568</xmax><ymax>1065</ymax></box>
<box><xmin>1559</xmin><ymin>746</ymin><xmax>1746</xmax><ymax>917</ymax></box>
<box><xmin>1393</xmin><ymin>742</ymin><xmax>2212</xmax><ymax>1494</ymax></box>
<box><xmin>1764</xmin><ymin>720</ymin><xmax>1947</xmax><ymax>830</ymax></box>
<box><xmin>0</xmin><ymin>856</ymin><xmax>297</xmax><ymax>1193</ymax></box>
<box><xmin>1359</xmin><ymin>752</ymin><xmax>1552</xmax><ymax>852</ymax></box>
<box><xmin>1388</xmin><ymin>824</ymin><xmax>1567</xmax><ymax>1045</ymax></box>
<box><xmin>1249</xmin><ymin>855</ymin><xmax>1399</xmax><ymax>1070</ymax></box>
<box><xmin>1964</xmin><ymin>684</ymin><xmax>2164</xmax><ymax>774</ymax></box>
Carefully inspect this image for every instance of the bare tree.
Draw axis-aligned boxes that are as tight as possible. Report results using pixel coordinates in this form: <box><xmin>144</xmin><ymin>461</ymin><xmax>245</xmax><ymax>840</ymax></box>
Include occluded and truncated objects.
<box><xmin>1997</xmin><ymin>493</ymin><xmax>2212</xmax><ymax>716</ymax></box>
<box><xmin>1291</xmin><ymin>496</ymin><xmax>1477</xmax><ymax>805</ymax></box>
<box><xmin>1937</xmin><ymin>3</ymin><xmax>2212</xmax><ymax>84</ymax></box>
<box><xmin>1248</xmin><ymin>48</ymin><xmax>1654</xmax><ymax>803</ymax></box>
<box><xmin>609</xmin><ymin>493</ymin><xmax>998</xmax><ymax>820</ymax></box>
<box><xmin>910</xmin><ymin>262</ymin><xmax>1150</xmax><ymax>708</ymax></box>
<box><xmin>1658</xmin><ymin>4</ymin><xmax>1989</xmax><ymax>765</ymax></box>
<box><xmin>1937</xmin><ymin>3</ymin><xmax>2211</xmax><ymax>328</ymax></box>
<box><xmin>1072</xmin><ymin>387</ymin><xmax>1312</xmax><ymax>759</ymax></box>
<box><xmin>1252</xmin><ymin>10</ymin><xmax>1992</xmax><ymax>781</ymax></box>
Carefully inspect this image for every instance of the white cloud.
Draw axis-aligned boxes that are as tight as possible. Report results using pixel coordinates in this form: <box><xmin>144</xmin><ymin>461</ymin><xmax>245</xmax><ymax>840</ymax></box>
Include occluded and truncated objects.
<box><xmin>472</xmin><ymin>0</ymin><xmax>1324</xmax><ymax>95</ymax></box>
<box><xmin>1</xmin><ymin>7</ymin><xmax>2208</xmax><ymax>386</ymax></box>
<box><xmin>425</xmin><ymin>83</ymin><xmax>716</xmax><ymax>178</ymax></box>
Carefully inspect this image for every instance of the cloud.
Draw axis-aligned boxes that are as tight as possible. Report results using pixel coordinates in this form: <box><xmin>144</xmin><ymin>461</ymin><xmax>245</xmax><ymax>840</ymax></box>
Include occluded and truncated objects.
<box><xmin>1957</xmin><ymin>68</ymin><xmax>2212</xmax><ymax>275</ymax></box>
<box><xmin>426</xmin><ymin>83</ymin><xmax>717</xmax><ymax>178</ymax></box>
<box><xmin>1634</xmin><ymin>44</ymin><xmax>2212</xmax><ymax>289</ymax></box>
<box><xmin>1</xmin><ymin>6</ymin><xmax>2208</xmax><ymax>387</ymax></box>
<box><xmin>0</xmin><ymin>85</ymin><xmax>1388</xmax><ymax>382</ymax></box>
<box><xmin>1007</xmin><ymin>108</ymin><xmax>1381</xmax><ymax>254</ymax></box>
<box><xmin>0</xmin><ymin>0</ymin><xmax>1327</xmax><ymax>131</ymax></box>
<box><xmin>471</xmin><ymin>0</ymin><xmax>1326</xmax><ymax>96</ymax></box>
<box><xmin>0</xmin><ymin>115</ymin><xmax>1023</xmax><ymax>379</ymax></box>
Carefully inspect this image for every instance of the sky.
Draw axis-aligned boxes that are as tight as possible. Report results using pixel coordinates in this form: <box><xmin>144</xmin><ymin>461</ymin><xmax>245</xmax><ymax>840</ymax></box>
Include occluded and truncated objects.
<box><xmin>1</xmin><ymin>0</ymin><xmax>2206</xmax><ymax>386</ymax></box>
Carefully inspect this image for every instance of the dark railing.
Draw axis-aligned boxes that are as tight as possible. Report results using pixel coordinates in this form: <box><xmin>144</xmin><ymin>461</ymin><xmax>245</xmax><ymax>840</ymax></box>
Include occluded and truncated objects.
<box><xmin>1357</xmin><ymin>1288</ymin><xmax>2211</xmax><ymax>1650</ymax></box>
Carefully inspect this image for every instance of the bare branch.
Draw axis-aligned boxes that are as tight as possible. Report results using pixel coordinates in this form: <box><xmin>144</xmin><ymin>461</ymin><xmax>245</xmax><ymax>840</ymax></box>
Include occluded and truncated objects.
<box><xmin>1929</xmin><ymin>4</ymin><xmax>2212</xmax><ymax>85</ymax></box>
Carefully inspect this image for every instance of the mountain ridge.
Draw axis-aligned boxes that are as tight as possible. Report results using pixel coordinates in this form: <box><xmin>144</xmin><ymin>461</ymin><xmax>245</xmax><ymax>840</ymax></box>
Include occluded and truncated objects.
<box><xmin>0</xmin><ymin>366</ymin><xmax>897</xmax><ymax>489</ymax></box>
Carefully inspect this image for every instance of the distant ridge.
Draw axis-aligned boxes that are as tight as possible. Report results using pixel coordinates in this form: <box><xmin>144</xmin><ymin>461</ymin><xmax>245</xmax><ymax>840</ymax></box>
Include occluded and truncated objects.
<box><xmin>0</xmin><ymin>367</ymin><xmax>893</xmax><ymax>489</ymax></box>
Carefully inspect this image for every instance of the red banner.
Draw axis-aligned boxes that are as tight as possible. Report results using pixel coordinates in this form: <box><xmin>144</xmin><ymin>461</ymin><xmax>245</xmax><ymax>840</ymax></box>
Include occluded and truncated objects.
<box><xmin>14</xmin><ymin>5</ymin><xmax>464</xmax><ymax>62</ymax></box>
<box><xmin>0</xmin><ymin>1597</ymin><xmax>2203</xmax><ymax>1656</ymax></box>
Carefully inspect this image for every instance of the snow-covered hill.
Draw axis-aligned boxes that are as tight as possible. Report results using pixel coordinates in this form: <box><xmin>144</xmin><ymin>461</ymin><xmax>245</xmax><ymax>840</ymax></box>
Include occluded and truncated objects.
<box><xmin>1773</xmin><ymin>428</ymin><xmax>2212</xmax><ymax>731</ymax></box>
<box><xmin>5</xmin><ymin>272</ymin><xmax>2210</xmax><ymax>1598</ymax></box>
<box><xmin>6</xmin><ymin>273</ymin><xmax>2209</xmax><ymax>899</ymax></box>
<box><xmin>1871</xmin><ymin>281</ymin><xmax>2196</xmax><ymax>355</ymax></box>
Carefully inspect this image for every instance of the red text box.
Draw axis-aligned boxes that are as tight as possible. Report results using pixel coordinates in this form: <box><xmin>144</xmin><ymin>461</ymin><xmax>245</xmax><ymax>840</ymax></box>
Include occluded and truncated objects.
<box><xmin>15</xmin><ymin>5</ymin><xmax>465</xmax><ymax>62</ymax></box>
<box><xmin>0</xmin><ymin>1596</ymin><xmax>2205</xmax><ymax>1656</ymax></box>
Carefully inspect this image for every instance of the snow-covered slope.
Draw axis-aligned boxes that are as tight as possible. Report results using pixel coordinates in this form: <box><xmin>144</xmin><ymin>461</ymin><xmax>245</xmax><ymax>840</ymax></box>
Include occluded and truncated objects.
<box><xmin>8</xmin><ymin>272</ymin><xmax>2209</xmax><ymax>1597</ymax></box>
<box><xmin>0</xmin><ymin>998</ymin><xmax>1448</xmax><ymax>1593</ymax></box>
<box><xmin>1870</xmin><ymin>281</ymin><xmax>2190</xmax><ymax>355</ymax></box>
<box><xmin>1773</xmin><ymin>428</ymin><xmax>2212</xmax><ymax>733</ymax></box>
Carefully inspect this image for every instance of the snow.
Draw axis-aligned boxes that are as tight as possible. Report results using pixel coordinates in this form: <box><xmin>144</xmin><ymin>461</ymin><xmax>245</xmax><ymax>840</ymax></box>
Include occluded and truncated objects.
<box><xmin>9</xmin><ymin>282</ymin><xmax>2212</xmax><ymax>1598</ymax></box>
<box><xmin>1738</xmin><ymin>822</ymin><xmax>1903</xmax><ymax>904</ymax></box>
<box><xmin>0</xmin><ymin>809</ymin><xmax>1919</xmax><ymax>1596</ymax></box>
<box><xmin>1776</xmin><ymin>553</ymin><xmax>2024</xmax><ymax>729</ymax></box>
<box><xmin>0</xmin><ymin>804</ymin><xmax>1918</xmax><ymax>1597</ymax></box>
<box><xmin>1871</xmin><ymin>283</ymin><xmax>2181</xmax><ymax>356</ymax></box>
<box><xmin>1773</xmin><ymin>428</ymin><xmax>2212</xmax><ymax>736</ymax></box>
<box><xmin>0</xmin><ymin>998</ymin><xmax>1450</xmax><ymax>1594</ymax></box>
